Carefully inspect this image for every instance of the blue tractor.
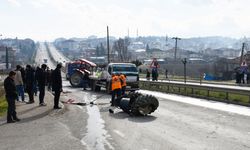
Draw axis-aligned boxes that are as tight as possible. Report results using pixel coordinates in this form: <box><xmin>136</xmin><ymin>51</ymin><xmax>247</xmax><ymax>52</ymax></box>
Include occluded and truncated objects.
<box><xmin>66</xmin><ymin>59</ymin><xmax>97</xmax><ymax>87</ymax></box>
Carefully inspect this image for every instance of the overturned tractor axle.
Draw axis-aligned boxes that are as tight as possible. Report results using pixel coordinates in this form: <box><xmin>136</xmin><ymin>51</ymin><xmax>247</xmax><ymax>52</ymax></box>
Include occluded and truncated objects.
<box><xmin>110</xmin><ymin>92</ymin><xmax>159</xmax><ymax>116</ymax></box>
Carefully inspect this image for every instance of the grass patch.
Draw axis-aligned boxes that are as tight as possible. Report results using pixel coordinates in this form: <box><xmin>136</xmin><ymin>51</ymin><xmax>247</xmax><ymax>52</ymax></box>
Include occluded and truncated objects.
<box><xmin>0</xmin><ymin>96</ymin><xmax>7</xmax><ymax>117</ymax></box>
<box><xmin>0</xmin><ymin>87</ymin><xmax>7</xmax><ymax>117</ymax></box>
<box><xmin>229</xmin><ymin>94</ymin><xmax>249</xmax><ymax>104</ymax></box>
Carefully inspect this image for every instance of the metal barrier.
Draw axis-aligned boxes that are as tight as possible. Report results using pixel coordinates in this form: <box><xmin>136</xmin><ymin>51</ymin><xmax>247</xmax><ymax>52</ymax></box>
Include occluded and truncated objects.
<box><xmin>139</xmin><ymin>80</ymin><xmax>250</xmax><ymax>107</ymax></box>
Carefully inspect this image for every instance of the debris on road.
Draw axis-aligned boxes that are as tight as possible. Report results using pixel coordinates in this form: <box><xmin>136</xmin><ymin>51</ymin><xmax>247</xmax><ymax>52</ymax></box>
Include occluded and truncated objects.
<box><xmin>61</xmin><ymin>99</ymin><xmax>86</xmax><ymax>106</ymax></box>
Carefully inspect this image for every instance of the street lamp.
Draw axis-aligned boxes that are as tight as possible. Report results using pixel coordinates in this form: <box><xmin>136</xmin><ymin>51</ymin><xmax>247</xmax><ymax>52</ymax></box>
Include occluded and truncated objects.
<box><xmin>182</xmin><ymin>58</ymin><xmax>187</xmax><ymax>83</ymax></box>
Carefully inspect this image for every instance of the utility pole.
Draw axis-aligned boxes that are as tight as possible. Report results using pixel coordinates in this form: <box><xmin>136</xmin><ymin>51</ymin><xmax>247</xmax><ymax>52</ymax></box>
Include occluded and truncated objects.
<box><xmin>107</xmin><ymin>26</ymin><xmax>110</xmax><ymax>63</ymax></box>
<box><xmin>172</xmin><ymin>37</ymin><xmax>181</xmax><ymax>61</ymax></box>
<box><xmin>6</xmin><ymin>47</ymin><xmax>9</xmax><ymax>69</ymax></box>
<box><xmin>182</xmin><ymin>58</ymin><xmax>187</xmax><ymax>83</ymax></box>
<box><xmin>240</xmin><ymin>42</ymin><xmax>245</xmax><ymax>65</ymax></box>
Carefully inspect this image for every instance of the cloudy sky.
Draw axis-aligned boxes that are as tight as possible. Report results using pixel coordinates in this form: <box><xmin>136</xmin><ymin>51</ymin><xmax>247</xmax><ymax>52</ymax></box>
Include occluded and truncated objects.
<box><xmin>1</xmin><ymin>0</ymin><xmax>250</xmax><ymax>41</ymax></box>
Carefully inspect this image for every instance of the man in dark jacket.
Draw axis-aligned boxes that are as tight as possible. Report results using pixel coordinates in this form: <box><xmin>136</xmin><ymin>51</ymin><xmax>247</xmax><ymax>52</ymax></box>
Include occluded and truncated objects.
<box><xmin>4</xmin><ymin>71</ymin><xmax>20</xmax><ymax>123</ymax></box>
<box><xmin>37</xmin><ymin>64</ymin><xmax>47</xmax><ymax>106</ymax></box>
<box><xmin>25</xmin><ymin>65</ymin><xmax>35</xmax><ymax>104</ymax></box>
<box><xmin>46</xmin><ymin>67</ymin><xmax>52</xmax><ymax>91</ymax></box>
<box><xmin>52</xmin><ymin>63</ymin><xmax>63</xmax><ymax>109</ymax></box>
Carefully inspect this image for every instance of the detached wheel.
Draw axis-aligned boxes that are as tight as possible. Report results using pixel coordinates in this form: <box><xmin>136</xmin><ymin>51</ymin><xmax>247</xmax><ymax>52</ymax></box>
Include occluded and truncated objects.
<box><xmin>70</xmin><ymin>72</ymin><xmax>82</xmax><ymax>87</ymax></box>
<box><xmin>130</xmin><ymin>94</ymin><xmax>159</xmax><ymax>116</ymax></box>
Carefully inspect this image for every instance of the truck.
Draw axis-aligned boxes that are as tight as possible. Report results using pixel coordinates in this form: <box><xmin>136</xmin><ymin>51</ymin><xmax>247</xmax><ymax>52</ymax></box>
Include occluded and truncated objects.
<box><xmin>89</xmin><ymin>63</ymin><xmax>140</xmax><ymax>93</ymax></box>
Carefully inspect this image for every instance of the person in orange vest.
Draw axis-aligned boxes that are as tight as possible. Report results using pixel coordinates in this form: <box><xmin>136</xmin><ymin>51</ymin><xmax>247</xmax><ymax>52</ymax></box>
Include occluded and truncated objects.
<box><xmin>111</xmin><ymin>73</ymin><xmax>122</xmax><ymax>106</ymax></box>
<box><xmin>119</xmin><ymin>73</ymin><xmax>127</xmax><ymax>96</ymax></box>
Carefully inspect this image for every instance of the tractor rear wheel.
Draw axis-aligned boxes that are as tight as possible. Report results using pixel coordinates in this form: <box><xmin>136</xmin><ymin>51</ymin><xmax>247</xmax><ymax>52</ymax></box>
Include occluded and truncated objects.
<box><xmin>130</xmin><ymin>94</ymin><xmax>159</xmax><ymax>116</ymax></box>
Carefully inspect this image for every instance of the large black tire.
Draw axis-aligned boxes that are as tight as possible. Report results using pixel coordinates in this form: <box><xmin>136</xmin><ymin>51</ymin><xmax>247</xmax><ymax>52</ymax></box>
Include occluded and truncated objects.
<box><xmin>128</xmin><ymin>92</ymin><xmax>142</xmax><ymax>106</ymax></box>
<box><xmin>130</xmin><ymin>94</ymin><xmax>159</xmax><ymax>116</ymax></box>
<box><xmin>70</xmin><ymin>72</ymin><xmax>82</xmax><ymax>87</ymax></box>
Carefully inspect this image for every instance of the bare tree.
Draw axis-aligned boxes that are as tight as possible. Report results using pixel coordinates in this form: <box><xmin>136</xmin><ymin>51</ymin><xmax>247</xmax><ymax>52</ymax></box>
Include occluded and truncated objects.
<box><xmin>112</xmin><ymin>38</ymin><xmax>130</xmax><ymax>62</ymax></box>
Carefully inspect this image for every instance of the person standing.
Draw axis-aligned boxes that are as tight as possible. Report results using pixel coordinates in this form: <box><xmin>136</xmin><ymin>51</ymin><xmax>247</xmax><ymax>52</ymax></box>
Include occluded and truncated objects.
<box><xmin>52</xmin><ymin>64</ymin><xmax>63</xmax><ymax>109</ymax></box>
<box><xmin>165</xmin><ymin>68</ymin><xmax>170</xmax><ymax>81</ymax></box>
<box><xmin>20</xmin><ymin>66</ymin><xmax>26</xmax><ymax>91</ymax></box>
<box><xmin>14</xmin><ymin>65</ymin><xmax>25</xmax><ymax>102</ymax></box>
<box><xmin>111</xmin><ymin>73</ymin><xmax>122</xmax><ymax>106</ymax></box>
<box><xmin>146</xmin><ymin>69</ymin><xmax>150</xmax><ymax>80</ymax></box>
<box><xmin>25</xmin><ymin>65</ymin><xmax>35</xmax><ymax>104</ymax></box>
<box><xmin>82</xmin><ymin>71</ymin><xmax>89</xmax><ymax>90</ymax></box>
<box><xmin>4</xmin><ymin>71</ymin><xmax>20</xmax><ymax>123</ymax></box>
<box><xmin>34</xmin><ymin>66</ymin><xmax>40</xmax><ymax>96</ymax></box>
<box><xmin>240</xmin><ymin>61</ymin><xmax>248</xmax><ymax>84</ymax></box>
<box><xmin>37</xmin><ymin>64</ymin><xmax>47</xmax><ymax>106</ymax></box>
<box><xmin>119</xmin><ymin>74</ymin><xmax>126</xmax><ymax>96</ymax></box>
<box><xmin>150</xmin><ymin>58</ymin><xmax>160</xmax><ymax>81</ymax></box>
<box><xmin>46</xmin><ymin>67</ymin><xmax>52</xmax><ymax>91</ymax></box>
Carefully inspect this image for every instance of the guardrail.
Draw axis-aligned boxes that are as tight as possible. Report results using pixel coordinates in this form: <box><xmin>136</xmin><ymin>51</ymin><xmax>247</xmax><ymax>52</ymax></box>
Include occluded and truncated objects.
<box><xmin>139</xmin><ymin>80</ymin><xmax>250</xmax><ymax>107</ymax></box>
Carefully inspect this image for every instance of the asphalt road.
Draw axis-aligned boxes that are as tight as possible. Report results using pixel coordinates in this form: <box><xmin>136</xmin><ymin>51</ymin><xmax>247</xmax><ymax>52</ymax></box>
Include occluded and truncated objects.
<box><xmin>35</xmin><ymin>43</ymin><xmax>55</xmax><ymax>68</ymax></box>
<box><xmin>58</xmin><ymin>83</ymin><xmax>250</xmax><ymax>150</ymax></box>
<box><xmin>46</xmin><ymin>43</ymin><xmax>70</xmax><ymax>67</ymax></box>
<box><xmin>44</xmin><ymin>42</ymin><xmax>250</xmax><ymax>150</ymax></box>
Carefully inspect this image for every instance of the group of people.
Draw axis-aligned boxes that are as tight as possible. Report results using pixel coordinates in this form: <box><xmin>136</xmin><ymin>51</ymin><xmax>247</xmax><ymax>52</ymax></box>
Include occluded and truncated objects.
<box><xmin>235</xmin><ymin>61</ymin><xmax>249</xmax><ymax>84</ymax></box>
<box><xmin>3</xmin><ymin>63</ymin><xmax>63</xmax><ymax>123</ymax></box>
<box><xmin>111</xmin><ymin>73</ymin><xmax>127</xmax><ymax>107</ymax></box>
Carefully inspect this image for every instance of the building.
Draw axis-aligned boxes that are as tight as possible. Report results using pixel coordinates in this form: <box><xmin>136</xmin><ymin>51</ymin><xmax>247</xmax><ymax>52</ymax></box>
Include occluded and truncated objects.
<box><xmin>0</xmin><ymin>46</ymin><xmax>16</xmax><ymax>69</ymax></box>
<box><xmin>147</xmin><ymin>49</ymin><xmax>168</xmax><ymax>59</ymax></box>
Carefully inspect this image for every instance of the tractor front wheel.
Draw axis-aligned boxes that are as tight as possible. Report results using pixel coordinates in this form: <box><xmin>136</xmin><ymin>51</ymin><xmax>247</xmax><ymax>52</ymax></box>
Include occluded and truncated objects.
<box><xmin>70</xmin><ymin>72</ymin><xmax>82</xmax><ymax>87</ymax></box>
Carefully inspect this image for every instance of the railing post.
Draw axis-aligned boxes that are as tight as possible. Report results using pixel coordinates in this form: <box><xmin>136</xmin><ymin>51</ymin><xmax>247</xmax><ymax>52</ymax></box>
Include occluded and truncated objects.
<box><xmin>249</xmin><ymin>95</ymin><xmax>250</xmax><ymax>106</ymax></box>
<box><xmin>226</xmin><ymin>92</ymin><xmax>229</xmax><ymax>101</ymax></box>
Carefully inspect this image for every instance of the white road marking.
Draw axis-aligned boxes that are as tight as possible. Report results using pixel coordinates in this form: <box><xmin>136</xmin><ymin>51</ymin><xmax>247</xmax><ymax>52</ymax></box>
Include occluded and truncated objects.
<box><xmin>113</xmin><ymin>130</ymin><xmax>125</xmax><ymax>138</ymax></box>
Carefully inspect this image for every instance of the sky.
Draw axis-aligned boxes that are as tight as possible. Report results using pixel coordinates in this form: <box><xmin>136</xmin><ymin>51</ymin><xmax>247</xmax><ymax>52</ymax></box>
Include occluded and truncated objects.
<box><xmin>1</xmin><ymin>0</ymin><xmax>250</xmax><ymax>41</ymax></box>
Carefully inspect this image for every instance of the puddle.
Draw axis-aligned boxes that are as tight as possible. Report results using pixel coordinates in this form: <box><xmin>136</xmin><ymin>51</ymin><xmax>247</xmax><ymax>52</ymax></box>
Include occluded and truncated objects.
<box><xmin>81</xmin><ymin>94</ymin><xmax>114</xmax><ymax>150</ymax></box>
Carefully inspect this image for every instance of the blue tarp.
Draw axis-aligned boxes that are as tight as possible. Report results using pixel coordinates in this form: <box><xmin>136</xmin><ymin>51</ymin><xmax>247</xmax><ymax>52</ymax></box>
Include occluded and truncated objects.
<box><xmin>204</xmin><ymin>73</ymin><xmax>219</xmax><ymax>80</ymax></box>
